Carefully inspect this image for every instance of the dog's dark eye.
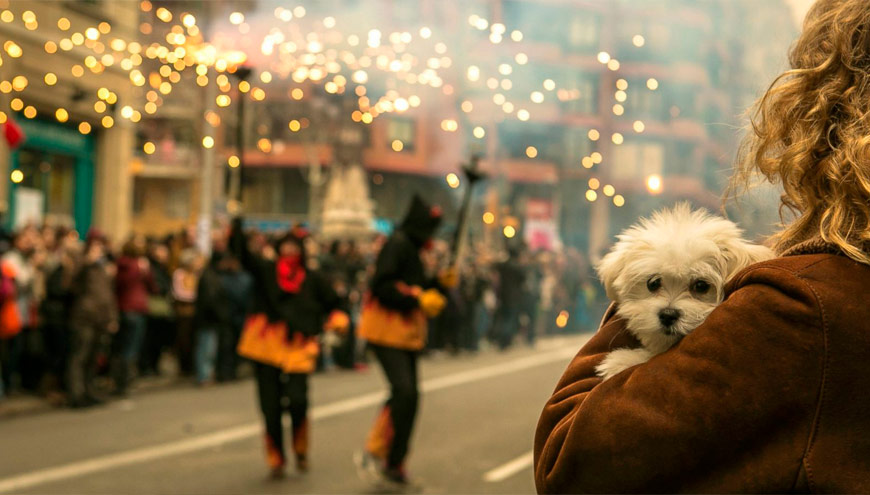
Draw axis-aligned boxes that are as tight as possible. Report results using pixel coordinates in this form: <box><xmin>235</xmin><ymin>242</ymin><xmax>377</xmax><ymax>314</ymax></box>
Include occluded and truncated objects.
<box><xmin>691</xmin><ymin>280</ymin><xmax>711</xmax><ymax>295</ymax></box>
<box><xmin>646</xmin><ymin>277</ymin><xmax>662</xmax><ymax>292</ymax></box>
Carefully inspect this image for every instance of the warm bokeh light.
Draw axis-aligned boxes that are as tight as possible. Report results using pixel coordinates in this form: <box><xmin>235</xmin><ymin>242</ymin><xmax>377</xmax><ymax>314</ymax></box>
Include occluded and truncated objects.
<box><xmin>10</xmin><ymin>170</ymin><xmax>24</xmax><ymax>184</ymax></box>
<box><xmin>503</xmin><ymin>225</ymin><xmax>516</xmax><ymax>238</ymax></box>
<box><xmin>446</xmin><ymin>173</ymin><xmax>460</xmax><ymax>189</ymax></box>
<box><xmin>646</xmin><ymin>174</ymin><xmax>663</xmax><ymax>194</ymax></box>
<box><xmin>483</xmin><ymin>212</ymin><xmax>495</xmax><ymax>224</ymax></box>
<box><xmin>647</xmin><ymin>78</ymin><xmax>659</xmax><ymax>90</ymax></box>
<box><xmin>391</xmin><ymin>140</ymin><xmax>404</xmax><ymax>152</ymax></box>
<box><xmin>525</xmin><ymin>146</ymin><xmax>538</xmax><ymax>158</ymax></box>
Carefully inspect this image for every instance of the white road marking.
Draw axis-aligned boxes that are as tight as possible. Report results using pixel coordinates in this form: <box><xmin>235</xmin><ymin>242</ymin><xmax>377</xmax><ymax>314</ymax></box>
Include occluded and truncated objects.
<box><xmin>0</xmin><ymin>339</ymin><xmax>586</xmax><ymax>493</ymax></box>
<box><xmin>483</xmin><ymin>451</ymin><xmax>535</xmax><ymax>483</ymax></box>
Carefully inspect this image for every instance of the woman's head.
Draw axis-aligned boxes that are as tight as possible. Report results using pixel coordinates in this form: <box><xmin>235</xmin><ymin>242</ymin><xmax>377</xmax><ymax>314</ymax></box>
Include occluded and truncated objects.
<box><xmin>122</xmin><ymin>234</ymin><xmax>146</xmax><ymax>258</ymax></box>
<box><xmin>734</xmin><ymin>0</ymin><xmax>870</xmax><ymax>263</ymax></box>
<box><xmin>274</xmin><ymin>228</ymin><xmax>307</xmax><ymax>265</ymax></box>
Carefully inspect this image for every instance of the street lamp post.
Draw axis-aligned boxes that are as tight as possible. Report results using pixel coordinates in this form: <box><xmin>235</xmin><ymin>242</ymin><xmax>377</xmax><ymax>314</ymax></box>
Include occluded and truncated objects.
<box><xmin>230</xmin><ymin>66</ymin><xmax>252</xmax><ymax>205</ymax></box>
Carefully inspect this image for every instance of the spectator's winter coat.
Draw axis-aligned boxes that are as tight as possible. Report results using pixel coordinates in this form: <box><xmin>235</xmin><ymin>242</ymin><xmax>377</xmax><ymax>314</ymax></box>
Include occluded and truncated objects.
<box><xmin>115</xmin><ymin>257</ymin><xmax>154</xmax><ymax>314</ymax></box>
<box><xmin>70</xmin><ymin>260</ymin><xmax>118</xmax><ymax>330</ymax></box>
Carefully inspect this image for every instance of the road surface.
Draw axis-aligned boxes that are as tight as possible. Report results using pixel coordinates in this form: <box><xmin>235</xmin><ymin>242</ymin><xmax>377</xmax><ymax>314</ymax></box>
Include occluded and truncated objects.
<box><xmin>0</xmin><ymin>335</ymin><xmax>589</xmax><ymax>494</ymax></box>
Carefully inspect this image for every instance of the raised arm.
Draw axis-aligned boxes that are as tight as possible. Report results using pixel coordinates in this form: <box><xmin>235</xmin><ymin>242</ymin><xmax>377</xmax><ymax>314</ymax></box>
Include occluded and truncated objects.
<box><xmin>370</xmin><ymin>236</ymin><xmax>420</xmax><ymax>312</ymax></box>
<box><xmin>228</xmin><ymin>217</ymin><xmax>256</xmax><ymax>273</ymax></box>
<box><xmin>534</xmin><ymin>266</ymin><xmax>825</xmax><ymax>493</ymax></box>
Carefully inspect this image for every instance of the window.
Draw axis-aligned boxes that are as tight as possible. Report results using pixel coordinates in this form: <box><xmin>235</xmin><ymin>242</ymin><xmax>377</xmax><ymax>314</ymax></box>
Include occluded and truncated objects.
<box><xmin>386</xmin><ymin>118</ymin><xmax>415</xmax><ymax>151</ymax></box>
<box><xmin>625</xmin><ymin>79</ymin><xmax>666</xmax><ymax>120</ymax></box>
<box><xmin>503</xmin><ymin>2</ymin><xmax>600</xmax><ymax>53</ymax></box>
<box><xmin>611</xmin><ymin>142</ymin><xmax>664</xmax><ymax>181</ymax></box>
<box><xmin>498</xmin><ymin>122</ymin><xmax>564</xmax><ymax>163</ymax></box>
<box><xmin>564</xmin><ymin>128</ymin><xmax>595</xmax><ymax>162</ymax></box>
<box><xmin>561</xmin><ymin>70</ymin><xmax>599</xmax><ymax>115</ymax></box>
<box><xmin>568</xmin><ymin>14</ymin><xmax>599</xmax><ymax>51</ymax></box>
<box><xmin>164</xmin><ymin>182</ymin><xmax>191</xmax><ymax>219</ymax></box>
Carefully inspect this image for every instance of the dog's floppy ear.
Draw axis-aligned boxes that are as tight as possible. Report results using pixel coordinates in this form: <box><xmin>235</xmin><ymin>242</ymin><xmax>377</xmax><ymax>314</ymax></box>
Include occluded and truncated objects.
<box><xmin>721</xmin><ymin>239</ymin><xmax>774</xmax><ymax>282</ymax></box>
<box><xmin>595</xmin><ymin>246</ymin><xmax>627</xmax><ymax>302</ymax></box>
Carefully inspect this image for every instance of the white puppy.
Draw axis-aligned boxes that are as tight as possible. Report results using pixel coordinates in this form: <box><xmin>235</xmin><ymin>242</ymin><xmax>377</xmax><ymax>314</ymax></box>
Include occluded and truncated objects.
<box><xmin>594</xmin><ymin>203</ymin><xmax>773</xmax><ymax>380</ymax></box>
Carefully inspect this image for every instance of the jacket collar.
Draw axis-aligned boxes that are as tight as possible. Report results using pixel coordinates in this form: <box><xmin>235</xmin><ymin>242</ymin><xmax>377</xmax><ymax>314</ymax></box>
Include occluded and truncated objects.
<box><xmin>780</xmin><ymin>237</ymin><xmax>848</xmax><ymax>257</ymax></box>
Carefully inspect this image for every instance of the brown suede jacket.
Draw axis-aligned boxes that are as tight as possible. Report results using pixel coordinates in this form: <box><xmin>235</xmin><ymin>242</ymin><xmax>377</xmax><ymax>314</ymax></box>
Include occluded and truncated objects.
<box><xmin>534</xmin><ymin>240</ymin><xmax>870</xmax><ymax>493</ymax></box>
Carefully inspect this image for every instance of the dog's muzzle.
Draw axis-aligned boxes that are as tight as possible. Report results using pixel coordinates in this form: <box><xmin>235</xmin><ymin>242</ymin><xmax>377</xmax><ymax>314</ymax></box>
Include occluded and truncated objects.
<box><xmin>658</xmin><ymin>308</ymin><xmax>681</xmax><ymax>331</ymax></box>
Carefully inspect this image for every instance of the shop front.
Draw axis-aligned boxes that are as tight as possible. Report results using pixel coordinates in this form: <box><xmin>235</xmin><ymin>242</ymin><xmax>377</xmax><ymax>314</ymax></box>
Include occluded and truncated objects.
<box><xmin>8</xmin><ymin>118</ymin><xmax>94</xmax><ymax>235</ymax></box>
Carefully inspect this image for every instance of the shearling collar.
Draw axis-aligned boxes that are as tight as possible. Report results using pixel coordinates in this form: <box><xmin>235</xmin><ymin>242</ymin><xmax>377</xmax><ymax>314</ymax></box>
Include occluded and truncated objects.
<box><xmin>780</xmin><ymin>237</ymin><xmax>847</xmax><ymax>257</ymax></box>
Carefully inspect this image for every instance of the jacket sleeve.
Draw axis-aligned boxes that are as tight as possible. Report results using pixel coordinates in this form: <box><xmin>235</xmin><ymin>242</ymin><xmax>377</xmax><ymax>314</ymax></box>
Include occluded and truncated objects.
<box><xmin>534</xmin><ymin>266</ymin><xmax>825</xmax><ymax>494</ymax></box>
<box><xmin>370</xmin><ymin>237</ymin><xmax>420</xmax><ymax>312</ymax></box>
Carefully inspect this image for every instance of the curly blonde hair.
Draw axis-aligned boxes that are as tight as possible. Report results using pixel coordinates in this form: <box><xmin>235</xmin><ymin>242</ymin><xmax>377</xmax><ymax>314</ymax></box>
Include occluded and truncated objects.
<box><xmin>734</xmin><ymin>0</ymin><xmax>870</xmax><ymax>264</ymax></box>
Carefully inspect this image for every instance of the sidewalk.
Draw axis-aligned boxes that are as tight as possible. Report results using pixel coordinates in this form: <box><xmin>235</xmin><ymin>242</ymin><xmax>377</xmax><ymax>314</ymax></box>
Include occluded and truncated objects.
<box><xmin>0</xmin><ymin>374</ymin><xmax>185</xmax><ymax>420</ymax></box>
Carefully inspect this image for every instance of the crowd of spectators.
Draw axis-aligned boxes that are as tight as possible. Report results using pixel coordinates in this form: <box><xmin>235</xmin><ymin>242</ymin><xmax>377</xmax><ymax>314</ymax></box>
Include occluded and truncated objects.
<box><xmin>0</xmin><ymin>222</ymin><xmax>603</xmax><ymax>410</ymax></box>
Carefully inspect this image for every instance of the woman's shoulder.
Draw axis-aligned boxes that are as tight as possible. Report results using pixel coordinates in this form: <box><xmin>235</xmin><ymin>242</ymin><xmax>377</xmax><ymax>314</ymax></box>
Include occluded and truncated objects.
<box><xmin>724</xmin><ymin>252</ymin><xmax>870</xmax><ymax>334</ymax></box>
<box><xmin>728</xmin><ymin>252</ymin><xmax>868</xmax><ymax>293</ymax></box>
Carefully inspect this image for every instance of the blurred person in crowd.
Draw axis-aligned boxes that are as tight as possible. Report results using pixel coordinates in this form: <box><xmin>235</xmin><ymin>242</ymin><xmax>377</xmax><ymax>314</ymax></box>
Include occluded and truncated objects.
<box><xmin>563</xmin><ymin>248</ymin><xmax>593</xmax><ymax>333</ymax></box>
<box><xmin>320</xmin><ymin>240</ymin><xmax>364</xmax><ymax>369</ymax></box>
<box><xmin>1</xmin><ymin>229</ymin><xmax>38</xmax><ymax>392</ymax></box>
<box><xmin>231</xmin><ymin>219</ymin><xmax>347</xmax><ymax>478</ymax></box>
<box><xmin>520</xmin><ymin>250</ymin><xmax>542</xmax><ymax>346</ymax></box>
<box><xmin>454</xmin><ymin>258</ymin><xmax>491</xmax><ymax>352</ymax></box>
<box><xmin>492</xmin><ymin>246</ymin><xmax>527</xmax><ymax>350</ymax></box>
<box><xmin>215</xmin><ymin>252</ymin><xmax>251</xmax><ymax>382</ymax></box>
<box><xmin>355</xmin><ymin>195</ymin><xmax>449</xmax><ymax>487</ymax></box>
<box><xmin>38</xmin><ymin>228</ymin><xmax>77</xmax><ymax>398</ymax></box>
<box><xmin>113</xmin><ymin>235</ymin><xmax>155</xmax><ymax>396</ymax></box>
<box><xmin>0</xmin><ymin>242</ymin><xmax>20</xmax><ymax>399</ymax></box>
<box><xmin>425</xmin><ymin>241</ymin><xmax>460</xmax><ymax>353</ymax></box>
<box><xmin>534</xmin><ymin>252</ymin><xmax>558</xmax><ymax>341</ymax></box>
<box><xmin>171</xmin><ymin>250</ymin><xmax>200</xmax><ymax>376</ymax></box>
<box><xmin>193</xmin><ymin>252</ymin><xmax>228</xmax><ymax>386</ymax></box>
<box><xmin>140</xmin><ymin>240</ymin><xmax>174</xmax><ymax>376</ymax></box>
<box><xmin>67</xmin><ymin>231</ymin><xmax>118</xmax><ymax>408</ymax></box>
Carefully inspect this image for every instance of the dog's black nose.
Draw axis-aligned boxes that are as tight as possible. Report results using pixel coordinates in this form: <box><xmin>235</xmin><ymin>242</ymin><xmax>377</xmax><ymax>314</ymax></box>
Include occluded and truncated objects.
<box><xmin>658</xmin><ymin>308</ymin><xmax>681</xmax><ymax>327</ymax></box>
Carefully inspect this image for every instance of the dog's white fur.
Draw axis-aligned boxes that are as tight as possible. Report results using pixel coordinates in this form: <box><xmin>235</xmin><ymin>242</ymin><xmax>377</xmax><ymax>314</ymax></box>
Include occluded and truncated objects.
<box><xmin>594</xmin><ymin>203</ymin><xmax>773</xmax><ymax>380</ymax></box>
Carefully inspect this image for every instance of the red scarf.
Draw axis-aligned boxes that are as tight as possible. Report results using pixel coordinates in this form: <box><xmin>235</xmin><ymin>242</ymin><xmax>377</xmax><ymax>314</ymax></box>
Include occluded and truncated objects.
<box><xmin>276</xmin><ymin>256</ymin><xmax>306</xmax><ymax>293</ymax></box>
